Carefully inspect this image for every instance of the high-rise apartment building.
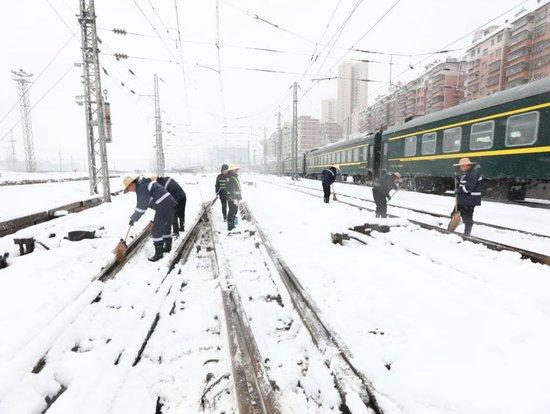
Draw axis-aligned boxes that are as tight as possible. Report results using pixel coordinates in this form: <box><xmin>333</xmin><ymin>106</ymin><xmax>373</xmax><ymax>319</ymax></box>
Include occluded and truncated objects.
<box><xmin>319</xmin><ymin>122</ymin><xmax>343</xmax><ymax>146</ymax></box>
<box><xmin>297</xmin><ymin>116</ymin><xmax>320</xmax><ymax>152</ymax></box>
<box><xmin>337</xmin><ymin>61</ymin><xmax>369</xmax><ymax>137</ymax></box>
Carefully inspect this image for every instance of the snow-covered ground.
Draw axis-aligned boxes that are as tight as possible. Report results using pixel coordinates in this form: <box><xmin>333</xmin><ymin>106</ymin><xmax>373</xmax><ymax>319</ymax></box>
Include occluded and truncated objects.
<box><xmin>0</xmin><ymin>171</ymin><xmax>89</xmax><ymax>184</ymax></box>
<box><xmin>0</xmin><ymin>174</ymin><xmax>214</xmax><ymax>412</ymax></box>
<box><xmin>2</xmin><ymin>172</ymin><xmax>549</xmax><ymax>413</ymax></box>
<box><xmin>242</xmin><ymin>174</ymin><xmax>550</xmax><ymax>414</ymax></box>
<box><xmin>260</xmin><ymin>175</ymin><xmax>550</xmax><ymax>255</ymax></box>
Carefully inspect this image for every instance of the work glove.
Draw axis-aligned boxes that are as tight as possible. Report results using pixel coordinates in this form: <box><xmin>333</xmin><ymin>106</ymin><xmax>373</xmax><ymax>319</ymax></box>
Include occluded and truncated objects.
<box><xmin>129</xmin><ymin>219</ymin><xmax>135</xmax><ymax>226</ymax></box>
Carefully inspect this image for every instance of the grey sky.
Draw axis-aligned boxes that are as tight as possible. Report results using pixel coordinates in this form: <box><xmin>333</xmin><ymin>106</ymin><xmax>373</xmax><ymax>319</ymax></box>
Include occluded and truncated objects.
<box><xmin>0</xmin><ymin>0</ymin><xmax>538</xmax><ymax>170</ymax></box>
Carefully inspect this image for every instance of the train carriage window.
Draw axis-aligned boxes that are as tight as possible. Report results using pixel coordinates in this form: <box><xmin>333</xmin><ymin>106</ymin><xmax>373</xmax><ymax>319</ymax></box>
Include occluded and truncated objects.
<box><xmin>353</xmin><ymin>148</ymin><xmax>359</xmax><ymax>162</ymax></box>
<box><xmin>443</xmin><ymin>127</ymin><xmax>462</xmax><ymax>153</ymax></box>
<box><xmin>346</xmin><ymin>150</ymin><xmax>351</xmax><ymax>162</ymax></box>
<box><xmin>505</xmin><ymin>111</ymin><xmax>539</xmax><ymax>147</ymax></box>
<box><xmin>470</xmin><ymin>121</ymin><xmax>494</xmax><ymax>150</ymax></box>
<box><xmin>421</xmin><ymin>133</ymin><xmax>437</xmax><ymax>155</ymax></box>
<box><xmin>404</xmin><ymin>136</ymin><xmax>417</xmax><ymax>157</ymax></box>
<box><xmin>363</xmin><ymin>146</ymin><xmax>368</xmax><ymax>161</ymax></box>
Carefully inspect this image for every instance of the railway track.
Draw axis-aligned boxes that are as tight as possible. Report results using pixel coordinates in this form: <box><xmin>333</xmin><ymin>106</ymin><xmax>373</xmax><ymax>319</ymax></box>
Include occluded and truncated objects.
<box><xmin>0</xmin><ymin>189</ymin><xmax>124</xmax><ymax>237</ymax></box>
<box><xmin>239</xmin><ymin>202</ymin><xmax>385</xmax><ymax>414</ymax></box>
<box><xmin>286</xmin><ymin>180</ymin><xmax>549</xmax><ymax>240</ymax></box>
<box><xmin>266</xmin><ymin>180</ymin><xmax>550</xmax><ymax>267</ymax></box>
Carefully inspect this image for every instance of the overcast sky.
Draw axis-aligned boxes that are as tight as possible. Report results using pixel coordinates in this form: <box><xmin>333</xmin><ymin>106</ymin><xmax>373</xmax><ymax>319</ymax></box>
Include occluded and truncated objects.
<box><xmin>0</xmin><ymin>0</ymin><xmax>541</xmax><ymax>170</ymax></box>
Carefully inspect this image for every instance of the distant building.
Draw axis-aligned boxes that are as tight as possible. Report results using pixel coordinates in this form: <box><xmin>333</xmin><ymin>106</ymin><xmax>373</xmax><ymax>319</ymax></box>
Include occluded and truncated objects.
<box><xmin>337</xmin><ymin>61</ymin><xmax>369</xmax><ymax>137</ymax></box>
<box><xmin>297</xmin><ymin>115</ymin><xmax>320</xmax><ymax>152</ymax></box>
<box><xmin>321</xmin><ymin>98</ymin><xmax>337</xmax><ymax>123</ymax></box>
<box><xmin>465</xmin><ymin>1</ymin><xmax>550</xmax><ymax>99</ymax></box>
<box><xmin>209</xmin><ymin>146</ymin><xmax>248</xmax><ymax>167</ymax></box>
<box><xmin>319</xmin><ymin>122</ymin><xmax>343</xmax><ymax>146</ymax></box>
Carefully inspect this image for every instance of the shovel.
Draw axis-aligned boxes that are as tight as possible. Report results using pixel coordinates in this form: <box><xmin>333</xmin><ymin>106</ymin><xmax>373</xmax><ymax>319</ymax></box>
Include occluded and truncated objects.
<box><xmin>448</xmin><ymin>177</ymin><xmax>462</xmax><ymax>231</ymax></box>
<box><xmin>332</xmin><ymin>185</ymin><xmax>338</xmax><ymax>201</ymax></box>
<box><xmin>114</xmin><ymin>226</ymin><xmax>132</xmax><ymax>263</ymax></box>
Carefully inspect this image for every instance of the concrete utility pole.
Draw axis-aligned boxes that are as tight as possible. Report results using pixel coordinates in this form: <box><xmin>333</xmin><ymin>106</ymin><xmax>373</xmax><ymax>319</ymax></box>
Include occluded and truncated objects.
<box><xmin>277</xmin><ymin>110</ymin><xmax>282</xmax><ymax>176</ymax></box>
<box><xmin>78</xmin><ymin>0</ymin><xmax>111</xmax><ymax>201</ymax></box>
<box><xmin>292</xmin><ymin>82</ymin><xmax>298</xmax><ymax>180</ymax></box>
<box><xmin>11</xmin><ymin>69</ymin><xmax>36</xmax><ymax>172</ymax></box>
<box><xmin>8</xmin><ymin>129</ymin><xmax>17</xmax><ymax>171</ymax></box>
<box><xmin>154</xmin><ymin>74</ymin><xmax>165</xmax><ymax>176</ymax></box>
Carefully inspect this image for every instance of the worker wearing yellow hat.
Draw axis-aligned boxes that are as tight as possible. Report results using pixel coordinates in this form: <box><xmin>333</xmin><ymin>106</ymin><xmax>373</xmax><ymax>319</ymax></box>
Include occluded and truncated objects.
<box><xmin>451</xmin><ymin>158</ymin><xmax>482</xmax><ymax>236</ymax></box>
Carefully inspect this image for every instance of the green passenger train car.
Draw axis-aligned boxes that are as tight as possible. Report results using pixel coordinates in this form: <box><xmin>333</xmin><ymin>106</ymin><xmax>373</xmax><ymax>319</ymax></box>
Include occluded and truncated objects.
<box><xmin>305</xmin><ymin>77</ymin><xmax>550</xmax><ymax>199</ymax></box>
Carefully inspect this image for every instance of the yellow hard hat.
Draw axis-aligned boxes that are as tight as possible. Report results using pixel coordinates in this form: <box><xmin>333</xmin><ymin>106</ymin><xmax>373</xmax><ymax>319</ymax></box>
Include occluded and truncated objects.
<box><xmin>453</xmin><ymin>157</ymin><xmax>475</xmax><ymax>167</ymax></box>
<box><xmin>150</xmin><ymin>174</ymin><xmax>158</xmax><ymax>181</ymax></box>
<box><xmin>227</xmin><ymin>163</ymin><xmax>239</xmax><ymax>171</ymax></box>
<box><xmin>331</xmin><ymin>164</ymin><xmax>340</xmax><ymax>170</ymax></box>
<box><xmin>122</xmin><ymin>175</ymin><xmax>139</xmax><ymax>193</ymax></box>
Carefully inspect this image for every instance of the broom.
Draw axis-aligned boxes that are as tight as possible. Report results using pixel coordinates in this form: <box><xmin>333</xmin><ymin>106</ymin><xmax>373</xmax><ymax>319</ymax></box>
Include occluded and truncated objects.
<box><xmin>114</xmin><ymin>226</ymin><xmax>132</xmax><ymax>263</ymax></box>
<box><xmin>448</xmin><ymin>177</ymin><xmax>462</xmax><ymax>231</ymax></box>
<box><xmin>332</xmin><ymin>184</ymin><xmax>338</xmax><ymax>201</ymax></box>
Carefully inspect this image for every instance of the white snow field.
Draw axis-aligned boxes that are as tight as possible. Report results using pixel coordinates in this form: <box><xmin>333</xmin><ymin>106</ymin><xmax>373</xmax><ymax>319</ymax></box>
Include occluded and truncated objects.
<box><xmin>242</xmin><ymin>175</ymin><xmax>550</xmax><ymax>414</ymax></box>
<box><xmin>1</xmin><ymin>172</ymin><xmax>549</xmax><ymax>413</ymax></box>
<box><xmin>0</xmin><ymin>174</ymin><xmax>217</xmax><ymax>412</ymax></box>
<box><xmin>0</xmin><ymin>177</ymin><xmax>123</xmax><ymax>222</ymax></box>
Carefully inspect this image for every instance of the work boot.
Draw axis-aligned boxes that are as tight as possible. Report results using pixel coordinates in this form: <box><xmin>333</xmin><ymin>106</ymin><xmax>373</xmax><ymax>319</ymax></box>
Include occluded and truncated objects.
<box><xmin>464</xmin><ymin>224</ymin><xmax>473</xmax><ymax>236</ymax></box>
<box><xmin>228</xmin><ymin>220</ymin><xmax>235</xmax><ymax>231</ymax></box>
<box><xmin>148</xmin><ymin>244</ymin><xmax>164</xmax><ymax>262</ymax></box>
<box><xmin>179</xmin><ymin>218</ymin><xmax>185</xmax><ymax>232</ymax></box>
<box><xmin>324</xmin><ymin>196</ymin><xmax>329</xmax><ymax>203</ymax></box>
<box><xmin>163</xmin><ymin>239</ymin><xmax>172</xmax><ymax>253</ymax></box>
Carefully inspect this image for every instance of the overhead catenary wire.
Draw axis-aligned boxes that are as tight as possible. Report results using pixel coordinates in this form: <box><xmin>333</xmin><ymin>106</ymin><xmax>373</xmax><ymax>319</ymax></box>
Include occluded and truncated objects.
<box><xmin>365</xmin><ymin>0</ymin><xmax>531</xmax><ymax>103</ymax></box>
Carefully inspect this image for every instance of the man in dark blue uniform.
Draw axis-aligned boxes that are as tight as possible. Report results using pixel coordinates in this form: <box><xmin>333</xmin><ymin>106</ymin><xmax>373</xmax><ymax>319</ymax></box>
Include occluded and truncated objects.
<box><xmin>453</xmin><ymin>158</ymin><xmax>482</xmax><ymax>236</ymax></box>
<box><xmin>226</xmin><ymin>164</ymin><xmax>242</xmax><ymax>231</ymax></box>
<box><xmin>372</xmin><ymin>171</ymin><xmax>402</xmax><ymax>218</ymax></box>
<box><xmin>321</xmin><ymin>164</ymin><xmax>339</xmax><ymax>203</ymax></box>
<box><xmin>215</xmin><ymin>164</ymin><xmax>229</xmax><ymax>221</ymax></box>
<box><xmin>154</xmin><ymin>175</ymin><xmax>187</xmax><ymax>235</ymax></box>
<box><xmin>123</xmin><ymin>175</ymin><xmax>176</xmax><ymax>262</ymax></box>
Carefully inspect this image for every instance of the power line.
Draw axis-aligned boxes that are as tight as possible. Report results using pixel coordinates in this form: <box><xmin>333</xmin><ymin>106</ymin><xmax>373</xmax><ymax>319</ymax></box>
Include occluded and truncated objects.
<box><xmin>366</xmin><ymin>0</ymin><xmax>531</xmax><ymax>102</ymax></box>
<box><xmin>0</xmin><ymin>65</ymin><xmax>74</xmax><ymax>143</ymax></box>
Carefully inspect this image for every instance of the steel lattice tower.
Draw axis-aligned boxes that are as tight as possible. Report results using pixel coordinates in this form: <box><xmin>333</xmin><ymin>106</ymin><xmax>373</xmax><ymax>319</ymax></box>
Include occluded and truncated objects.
<box><xmin>154</xmin><ymin>74</ymin><xmax>165</xmax><ymax>176</ymax></box>
<box><xmin>11</xmin><ymin>70</ymin><xmax>36</xmax><ymax>172</ymax></box>
<box><xmin>78</xmin><ymin>0</ymin><xmax>111</xmax><ymax>201</ymax></box>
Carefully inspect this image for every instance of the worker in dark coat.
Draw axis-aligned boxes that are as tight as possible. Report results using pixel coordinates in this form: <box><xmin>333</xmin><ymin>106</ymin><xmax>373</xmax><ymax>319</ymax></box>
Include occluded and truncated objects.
<box><xmin>215</xmin><ymin>164</ymin><xmax>229</xmax><ymax>221</ymax></box>
<box><xmin>154</xmin><ymin>175</ymin><xmax>186</xmax><ymax>236</ymax></box>
<box><xmin>372</xmin><ymin>171</ymin><xmax>402</xmax><ymax>218</ymax></box>
<box><xmin>321</xmin><ymin>164</ymin><xmax>339</xmax><ymax>203</ymax></box>
<box><xmin>226</xmin><ymin>164</ymin><xmax>242</xmax><ymax>231</ymax></box>
<box><xmin>123</xmin><ymin>175</ymin><xmax>176</xmax><ymax>262</ymax></box>
<box><xmin>453</xmin><ymin>158</ymin><xmax>482</xmax><ymax>236</ymax></box>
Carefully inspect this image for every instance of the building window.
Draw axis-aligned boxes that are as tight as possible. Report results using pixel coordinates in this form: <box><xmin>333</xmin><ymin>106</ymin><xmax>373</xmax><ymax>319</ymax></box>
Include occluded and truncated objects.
<box><xmin>497</xmin><ymin>34</ymin><xmax>503</xmax><ymax>42</ymax></box>
<box><xmin>421</xmin><ymin>132</ymin><xmax>437</xmax><ymax>155</ymax></box>
<box><xmin>470</xmin><ymin>121</ymin><xmax>494</xmax><ymax>150</ymax></box>
<box><xmin>505</xmin><ymin>111</ymin><xmax>539</xmax><ymax>147</ymax></box>
<box><xmin>443</xmin><ymin>127</ymin><xmax>462</xmax><ymax>153</ymax></box>
<box><xmin>534</xmin><ymin>23</ymin><xmax>546</xmax><ymax>38</ymax></box>
<box><xmin>404</xmin><ymin>136</ymin><xmax>417</xmax><ymax>157</ymax></box>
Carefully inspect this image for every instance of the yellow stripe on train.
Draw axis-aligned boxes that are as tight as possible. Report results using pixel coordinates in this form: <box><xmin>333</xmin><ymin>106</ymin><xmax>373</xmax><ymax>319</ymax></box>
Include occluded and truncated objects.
<box><xmin>388</xmin><ymin>146</ymin><xmax>550</xmax><ymax>162</ymax></box>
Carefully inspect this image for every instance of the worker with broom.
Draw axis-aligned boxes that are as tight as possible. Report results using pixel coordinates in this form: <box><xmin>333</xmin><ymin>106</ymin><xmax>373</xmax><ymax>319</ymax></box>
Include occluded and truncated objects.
<box><xmin>215</xmin><ymin>164</ymin><xmax>229</xmax><ymax>221</ymax></box>
<box><xmin>372</xmin><ymin>171</ymin><xmax>402</xmax><ymax>218</ymax></box>
<box><xmin>450</xmin><ymin>158</ymin><xmax>482</xmax><ymax>236</ymax></box>
<box><xmin>226</xmin><ymin>164</ymin><xmax>242</xmax><ymax>231</ymax></box>
<box><xmin>152</xmin><ymin>175</ymin><xmax>187</xmax><ymax>236</ymax></box>
<box><xmin>123</xmin><ymin>175</ymin><xmax>176</xmax><ymax>262</ymax></box>
<box><xmin>321</xmin><ymin>164</ymin><xmax>339</xmax><ymax>203</ymax></box>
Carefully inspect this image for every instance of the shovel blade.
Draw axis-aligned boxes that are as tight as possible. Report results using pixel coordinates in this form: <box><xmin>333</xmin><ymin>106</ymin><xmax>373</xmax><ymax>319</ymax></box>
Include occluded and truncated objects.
<box><xmin>447</xmin><ymin>212</ymin><xmax>462</xmax><ymax>232</ymax></box>
<box><xmin>114</xmin><ymin>239</ymin><xmax>129</xmax><ymax>263</ymax></box>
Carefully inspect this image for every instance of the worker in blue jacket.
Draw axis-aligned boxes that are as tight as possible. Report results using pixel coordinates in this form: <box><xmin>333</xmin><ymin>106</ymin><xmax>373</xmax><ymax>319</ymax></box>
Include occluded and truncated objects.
<box><xmin>321</xmin><ymin>164</ymin><xmax>339</xmax><ymax>203</ymax></box>
<box><xmin>215</xmin><ymin>164</ymin><xmax>229</xmax><ymax>221</ymax></box>
<box><xmin>154</xmin><ymin>175</ymin><xmax>187</xmax><ymax>236</ymax></box>
<box><xmin>453</xmin><ymin>158</ymin><xmax>482</xmax><ymax>236</ymax></box>
<box><xmin>123</xmin><ymin>175</ymin><xmax>176</xmax><ymax>262</ymax></box>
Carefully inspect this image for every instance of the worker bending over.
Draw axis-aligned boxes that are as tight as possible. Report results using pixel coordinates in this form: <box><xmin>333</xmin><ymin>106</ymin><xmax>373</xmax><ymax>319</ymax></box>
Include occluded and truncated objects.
<box><xmin>321</xmin><ymin>164</ymin><xmax>339</xmax><ymax>203</ymax></box>
<box><xmin>153</xmin><ymin>175</ymin><xmax>187</xmax><ymax>236</ymax></box>
<box><xmin>123</xmin><ymin>175</ymin><xmax>176</xmax><ymax>262</ymax></box>
<box><xmin>372</xmin><ymin>171</ymin><xmax>402</xmax><ymax>218</ymax></box>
